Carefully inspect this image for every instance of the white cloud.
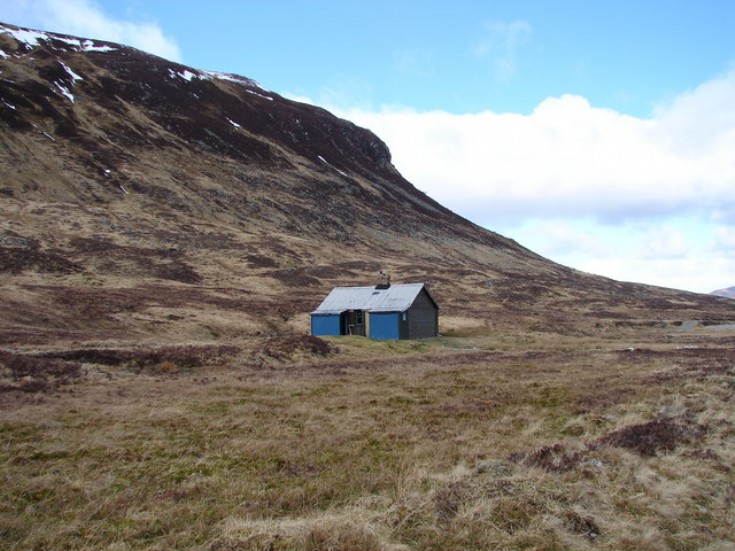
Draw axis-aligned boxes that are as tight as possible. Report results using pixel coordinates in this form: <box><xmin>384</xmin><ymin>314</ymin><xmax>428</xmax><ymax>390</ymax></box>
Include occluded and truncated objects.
<box><xmin>580</xmin><ymin>256</ymin><xmax>733</xmax><ymax>293</ymax></box>
<box><xmin>713</xmin><ymin>226</ymin><xmax>735</xmax><ymax>257</ymax></box>
<box><xmin>653</xmin><ymin>70</ymin><xmax>735</xmax><ymax>155</ymax></box>
<box><xmin>392</xmin><ymin>48</ymin><xmax>434</xmax><ymax>78</ymax></box>
<box><xmin>336</xmin><ymin>69</ymin><xmax>735</xmax><ymax>228</ymax></box>
<box><xmin>326</xmin><ymin>69</ymin><xmax>735</xmax><ymax>292</ymax></box>
<box><xmin>4</xmin><ymin>0</ymin><xmax>181</xmax><ymax>61</ymax></box>
<box><xmin>508</xmin><ymin>220</ymin><xmax>613</xmax><ymax>258</ymax></box>
<box><xmin>635</xmin><ymin>226</ymin><xmax>691</xmax><ymax>260</ymax></box>
<box><xmin>314</xmin><ymin>74</ymin><xmax>375</xmax><ymax>111</ymax></box>
<box><xmin>508</xmin><ymin>218</ymin><xmax>733</xmax><ymax>293</ymax></box>
<box><xmin>473</xmin><ymin>19</ymin><xmax>532</xmax><ymax>81</ymax></box>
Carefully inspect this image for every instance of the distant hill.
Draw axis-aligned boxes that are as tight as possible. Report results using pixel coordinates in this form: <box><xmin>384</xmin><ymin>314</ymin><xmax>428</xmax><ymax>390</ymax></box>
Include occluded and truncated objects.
<box><xmin>711</xmin><ymin>286</ymin><xmax>735</xmax><ymax>299</ymax></box>
<box><xmin>1</xmin><ymin>21</ymin><xmax>733</xmax><ymax>347</ymax></box>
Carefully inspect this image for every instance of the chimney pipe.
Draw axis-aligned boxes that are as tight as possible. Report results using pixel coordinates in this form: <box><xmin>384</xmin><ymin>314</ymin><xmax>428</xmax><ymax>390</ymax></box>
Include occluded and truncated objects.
<box><xmin>376</xmin><ymin>271</ymin><xmax>391</xmax><ymax>289</ymax></box>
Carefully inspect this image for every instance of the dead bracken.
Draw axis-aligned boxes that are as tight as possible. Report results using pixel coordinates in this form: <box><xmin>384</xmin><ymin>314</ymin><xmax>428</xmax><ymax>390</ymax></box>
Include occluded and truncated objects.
<box><xmin>519</xmin><ymin>443</ymin><xmax>585</xmax><ymax>473</ymax></box>
<box><xmin>0</xmin><ymin>349</ymin><xmax>82</xmax><ymax>392</ymax></box>
<box><xmin>598</xmin><ymin>417</ymin><xmax>702</xmax><ymax>457</ymax></box>
<box><xmin>37</xmin><ymin>344</ymin><xmax>241</xmax><ymax>372</ymax></box>
<box><xmin>260</xmin><ymin>334</ymin><xmax>336</xmax><ymax>361</ymax></box>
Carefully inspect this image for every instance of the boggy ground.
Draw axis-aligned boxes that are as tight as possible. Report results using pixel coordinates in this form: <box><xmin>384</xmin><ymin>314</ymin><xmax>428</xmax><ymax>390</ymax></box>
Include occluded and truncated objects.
<box><xmin>1</xmin><ymin>321</ymin><xmax>733</xmax><ymax>550</ymax></box>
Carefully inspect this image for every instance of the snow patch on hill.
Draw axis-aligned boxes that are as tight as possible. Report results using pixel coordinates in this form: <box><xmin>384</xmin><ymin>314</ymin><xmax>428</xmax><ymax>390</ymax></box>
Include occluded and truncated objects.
<box><xmin>0</xmin><ymin>23</ymin><xmax>118</xmax><ymax>55</ymax></box>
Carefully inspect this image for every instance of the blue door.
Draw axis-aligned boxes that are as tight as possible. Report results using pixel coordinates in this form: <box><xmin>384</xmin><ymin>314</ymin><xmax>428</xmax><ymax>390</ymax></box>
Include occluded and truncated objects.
<box><xmin>311</xmin><ymin>314</ymin><xmax>341</xmax><ymax>336</ymax></box>
<box><xmin>369</xmin><ymin>312</ymin><xmax>400</xmax><ymax>339</ymax></box>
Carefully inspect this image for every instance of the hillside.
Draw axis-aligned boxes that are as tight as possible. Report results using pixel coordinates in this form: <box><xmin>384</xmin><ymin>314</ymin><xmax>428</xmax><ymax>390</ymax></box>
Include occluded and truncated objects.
<box><xmin>711</xmin><ymin>286</ymin><xmax>735</xmax><ymax>299</ymax></box>
<box><xmin>2</xmin><ymin>22</ymin><xmax>735</xmax><ymax>551</ymax></box>
<box><xmin>2</xmin><ymin>22</ymin><xmax>733</xmax><ymax>351</ymax></box>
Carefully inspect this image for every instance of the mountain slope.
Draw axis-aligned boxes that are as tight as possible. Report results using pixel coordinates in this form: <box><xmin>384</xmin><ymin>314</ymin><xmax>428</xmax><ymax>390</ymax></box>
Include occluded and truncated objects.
<box><xmin>711</xmin><ymin>286</ymin><xmax>735</xmax><ymax>299</ymax></box>
<box><xmin>1</xmin><ymin>21</ymin><xmax>732</xmax><ymax>348</ymax></box>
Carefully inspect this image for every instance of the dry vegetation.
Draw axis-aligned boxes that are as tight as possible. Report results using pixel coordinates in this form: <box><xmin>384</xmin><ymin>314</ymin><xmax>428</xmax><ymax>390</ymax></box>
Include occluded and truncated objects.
<box><xmin>2</xmin><ymin>24</ymin><xmax>735</xmax><ymax>549</ymax></box>
<box><xmin>2</xmin><ymin>325</ymin><xmax>733</xmax><ymax>550</ymax></box>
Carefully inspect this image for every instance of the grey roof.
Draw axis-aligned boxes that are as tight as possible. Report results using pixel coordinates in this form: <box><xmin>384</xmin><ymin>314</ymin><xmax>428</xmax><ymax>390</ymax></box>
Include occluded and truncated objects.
<box><xmin>311</xmin><ymin>283</ymin><xmax>434</xmax><ymax>315</ymax></box>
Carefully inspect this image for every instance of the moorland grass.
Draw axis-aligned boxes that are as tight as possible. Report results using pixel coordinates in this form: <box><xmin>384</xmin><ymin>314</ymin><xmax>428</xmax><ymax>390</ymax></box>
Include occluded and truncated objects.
<box><xmin>1</xmin><ymin>328</ymin><xmax>733</xmax><ymax>550</ymax></box>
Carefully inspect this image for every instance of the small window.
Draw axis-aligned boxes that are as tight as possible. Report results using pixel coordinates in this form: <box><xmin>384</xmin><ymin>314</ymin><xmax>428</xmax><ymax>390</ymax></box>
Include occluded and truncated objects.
<box><xmin>402</xmin><ymin>312</ymin><xmax>407</xmax><ymax>321</ymax></box>
<box><xmin>356</xmin><ymin>311</ymin><xmax>364</xmax><ymax>325</ymax></box>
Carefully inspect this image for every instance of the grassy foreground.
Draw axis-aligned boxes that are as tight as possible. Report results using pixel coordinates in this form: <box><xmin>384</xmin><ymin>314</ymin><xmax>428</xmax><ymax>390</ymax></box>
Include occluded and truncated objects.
<box><xmin>1</xmin><ymin>327</ymin><xmax>734</xmax><ymax>550</ymax></box>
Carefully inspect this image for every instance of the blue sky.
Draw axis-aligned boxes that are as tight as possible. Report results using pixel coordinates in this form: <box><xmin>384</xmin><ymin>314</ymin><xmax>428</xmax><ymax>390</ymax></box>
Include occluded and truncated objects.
<box><xmin>4</xmin><ymin>0</ymin><xmax>735</xmax><ymax>293</ymax></box>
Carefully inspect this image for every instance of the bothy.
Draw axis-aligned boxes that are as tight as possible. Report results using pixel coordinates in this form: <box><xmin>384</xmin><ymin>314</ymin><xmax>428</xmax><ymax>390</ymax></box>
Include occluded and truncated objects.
<box><xmin>310</xmin><ymin>281</ymin><xmax>438</xmax><ymax>340</ymax></box>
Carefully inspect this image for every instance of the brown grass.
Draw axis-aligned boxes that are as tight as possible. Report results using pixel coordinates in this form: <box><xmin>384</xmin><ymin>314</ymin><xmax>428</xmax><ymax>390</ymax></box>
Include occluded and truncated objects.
<box><xmin>37</xmin><ymin>343</ymin><xmax>241</xmax><ymax>372</ymax></box>
<box><xmin>0</xmin><ymin>349</ymin><xmax>83</xmax><ymax>393</ymax></box>
<box><xmin>1</xmin><ymin>327</ymin><xmax>734</xmax><ymax>550</ymax></box>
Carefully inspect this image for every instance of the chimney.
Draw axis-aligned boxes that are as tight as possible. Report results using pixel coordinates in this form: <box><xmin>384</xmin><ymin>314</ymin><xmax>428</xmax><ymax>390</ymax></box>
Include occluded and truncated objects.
<box><xmin>376</xmin><ymin>271</ymin><xmax>391</xmax><ymax>289</ymax></box>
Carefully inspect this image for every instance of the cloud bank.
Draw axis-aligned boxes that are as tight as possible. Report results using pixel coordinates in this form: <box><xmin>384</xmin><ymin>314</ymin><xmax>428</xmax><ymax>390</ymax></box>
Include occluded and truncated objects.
<box><xmin>5</xmin><ymin>0</ymin><xmax>181</xmax><ymax>61</ymax></box>
<box><xmin>332</xmin><ymin>70</ymin><xmax>735</xmax><ymax>292</ymax></box>
<box><xmin>338</xmin><ymin>70</ymin><xmax>735</xmax><ymax>226</ymax></box>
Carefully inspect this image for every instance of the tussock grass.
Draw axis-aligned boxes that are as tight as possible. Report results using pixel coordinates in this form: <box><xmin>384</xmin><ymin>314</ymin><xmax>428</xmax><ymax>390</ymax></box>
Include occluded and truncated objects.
<box><xmin>1</xmin><ymin>328</ymin><xmax>734</xmax><ymax>549</ymax></box>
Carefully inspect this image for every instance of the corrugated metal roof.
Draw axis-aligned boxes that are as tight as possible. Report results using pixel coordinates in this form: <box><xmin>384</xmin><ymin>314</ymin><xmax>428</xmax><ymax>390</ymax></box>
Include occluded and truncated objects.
<box><xmin>311</xmin><ymin>283</ymin><xmax>430</xmax><ymax>314</ymax></box>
